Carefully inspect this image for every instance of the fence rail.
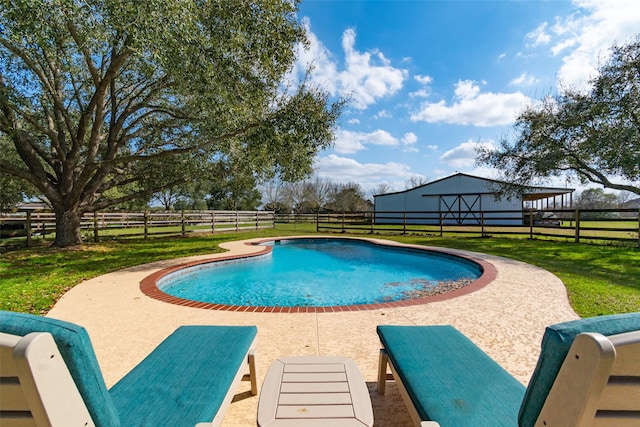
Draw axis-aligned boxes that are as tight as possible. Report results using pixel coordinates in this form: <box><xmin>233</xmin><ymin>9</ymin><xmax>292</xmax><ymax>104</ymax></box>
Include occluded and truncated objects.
<box><xmin>301</xmin><ymin>208</ymin><xmax>640</xmax><ymax>246</ymax></box>
<box><xmin>0</xmin><ymin>210</ymin><xmax>275</xmax><ymax>246</ymax></box>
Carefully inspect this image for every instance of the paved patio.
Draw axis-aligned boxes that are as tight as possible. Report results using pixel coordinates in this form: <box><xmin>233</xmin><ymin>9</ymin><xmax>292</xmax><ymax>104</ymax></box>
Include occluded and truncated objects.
<box><xmin>47</xmin><ymin>236</ymin><xmax>579</xmax><ymax>426</ymax></box>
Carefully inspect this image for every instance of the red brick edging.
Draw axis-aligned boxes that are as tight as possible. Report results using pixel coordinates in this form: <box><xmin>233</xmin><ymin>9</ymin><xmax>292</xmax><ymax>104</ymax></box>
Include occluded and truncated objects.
<box><xmin>139</xmin><ymin>237</ymin><xmax>498</xmax><ymax>313</ymax></box>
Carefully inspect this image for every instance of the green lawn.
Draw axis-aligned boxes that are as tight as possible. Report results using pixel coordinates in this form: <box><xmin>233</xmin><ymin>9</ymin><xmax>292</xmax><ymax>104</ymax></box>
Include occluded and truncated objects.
<box><xmin>381</xmin><ymin>235</ymin><xmax>640</xmax><ymax>318</ymax></box>
<box><xmin>0</xmin><ymin>224</ymin><xmax>638</xmax><ymax>318</ymax></box>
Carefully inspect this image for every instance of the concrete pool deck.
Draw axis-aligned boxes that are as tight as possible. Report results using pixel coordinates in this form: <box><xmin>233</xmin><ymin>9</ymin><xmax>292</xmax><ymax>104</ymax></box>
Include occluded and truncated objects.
<box><xmin>47</xmin><ymin>236</ymin><xmax>579</xmax><ymax>426</ymax></box>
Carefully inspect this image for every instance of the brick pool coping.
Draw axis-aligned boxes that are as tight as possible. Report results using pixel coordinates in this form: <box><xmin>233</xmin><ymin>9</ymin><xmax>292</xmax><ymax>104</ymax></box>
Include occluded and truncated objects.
<box><xmin>139</xmin><ymin>236</ymin><xmax>498</xmax><ymax>313</ymax></box>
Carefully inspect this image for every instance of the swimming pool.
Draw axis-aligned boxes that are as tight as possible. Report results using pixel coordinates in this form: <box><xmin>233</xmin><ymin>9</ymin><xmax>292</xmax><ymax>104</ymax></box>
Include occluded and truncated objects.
<box><xmin>152</xmin><ymin>238</ymin><xmax>487</xmax><ymax>309</ymax></box>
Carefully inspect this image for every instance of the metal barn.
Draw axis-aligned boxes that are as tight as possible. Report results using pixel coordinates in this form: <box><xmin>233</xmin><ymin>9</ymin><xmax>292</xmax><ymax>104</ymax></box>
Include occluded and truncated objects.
<box><xmin>374</xmin><ymin>173</ymin><xmax>573</xmax><ymax>225</ymax></box>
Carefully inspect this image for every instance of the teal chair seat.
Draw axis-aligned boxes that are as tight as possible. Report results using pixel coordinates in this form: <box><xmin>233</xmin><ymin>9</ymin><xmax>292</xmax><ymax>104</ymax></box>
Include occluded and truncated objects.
<box><xmin>377</xmin><ymin>325</ymin><xmax>525</xmax><ymax>426</ymax></box>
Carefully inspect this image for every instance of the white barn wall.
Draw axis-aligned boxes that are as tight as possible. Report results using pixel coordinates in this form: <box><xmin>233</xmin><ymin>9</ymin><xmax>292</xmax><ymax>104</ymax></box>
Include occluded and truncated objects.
<box><xmin>374</xmin><ymin>174</ymin><xmax>523</xmax><ymax>225</ymax></box>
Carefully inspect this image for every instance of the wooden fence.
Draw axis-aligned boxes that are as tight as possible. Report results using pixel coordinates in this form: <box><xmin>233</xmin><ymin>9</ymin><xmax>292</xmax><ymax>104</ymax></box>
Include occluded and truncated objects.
<box><xmin>0</xmin><ymin>210</ymin><xmax>275</xmax><ymax>247</ymax></box>
<box><xmin>279</xmin><ymin>208</ymin><xmax>640</xmax><ymax>247</ymax></box>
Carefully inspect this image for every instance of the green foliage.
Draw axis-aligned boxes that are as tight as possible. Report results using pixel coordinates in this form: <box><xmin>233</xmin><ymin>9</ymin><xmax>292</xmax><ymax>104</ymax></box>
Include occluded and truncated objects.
<box><xmin>206</xmin><ymin>161</ymin><xmax>262</xmax><ymax>210</ymax></box>
<box><xmin>478</xmin><ymin>36</ymin><xmax>640</xmax><ymax>195</ymax></box>
<box><xmin>327</xmin><ymin>182</ymin><xmax>371</xmax><ymax>212</ymax></box>
<box><xmin>0</xmin><ymin>136</ymin><xmax>38</xmax><ymax>210</ymax></box>
<box><xmin>0</xmin><ymin>0</ymin><xmax>344</xmax><ymax>246</ymax></box>
<box><xmin>574</xmin><ymin>188</ymin><xmax>621</xmax><ymax>219</ymax></box>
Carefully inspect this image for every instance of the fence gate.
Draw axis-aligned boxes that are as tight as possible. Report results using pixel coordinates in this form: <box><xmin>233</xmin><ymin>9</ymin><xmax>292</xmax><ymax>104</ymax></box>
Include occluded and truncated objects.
<box><xmin>439</xmin><ymin>195</ymin><xmax>481</xmax><ymax>224</ymax></box>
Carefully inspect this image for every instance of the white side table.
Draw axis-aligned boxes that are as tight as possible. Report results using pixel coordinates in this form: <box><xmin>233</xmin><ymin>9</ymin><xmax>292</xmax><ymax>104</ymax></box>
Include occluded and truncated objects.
<box><xmin>257</xmin><ymin>356</ymin><xmax>374</xmax><ymax>426</ymax></box>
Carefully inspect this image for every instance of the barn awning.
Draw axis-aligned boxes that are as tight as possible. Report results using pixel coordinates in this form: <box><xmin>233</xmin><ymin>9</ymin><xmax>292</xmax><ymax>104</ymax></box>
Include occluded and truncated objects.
<box><xmin>523</xmin><ymin>187</ymin><xmax>574</xmax><ymax>201</ymax></box>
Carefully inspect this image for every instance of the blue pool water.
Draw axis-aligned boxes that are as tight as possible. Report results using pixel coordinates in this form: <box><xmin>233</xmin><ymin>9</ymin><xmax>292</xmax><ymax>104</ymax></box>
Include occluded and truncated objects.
<box><xmin>158</xmin><ymin>239</ymin><xmax>482</xmax><ymax>307</ymax></box>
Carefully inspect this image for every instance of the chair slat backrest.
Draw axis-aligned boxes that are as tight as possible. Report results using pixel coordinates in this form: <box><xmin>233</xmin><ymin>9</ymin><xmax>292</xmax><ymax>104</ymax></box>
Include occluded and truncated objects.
<box><xmin>535</xmin><ymin>330</ymin><xmax>640</xmax><ymax>427</ymax></box>
<box><xmin>0</xmin><ymin>310</ymin><xmax>120</xmax><ymax>427</ymax></box>
<box><xmin>1</xmin><ymin>332</ymin><xmax>36</xmax><ymax>427</ymax></box>
<box><xmin>0</xmin><ymin>332</ymin><xmax>95</xmax><ymax>427</ymax></box>
<box><xmin>595</xmin><ymin>331</ymin><xmax>640</xmax><ymax>420</ymax></box>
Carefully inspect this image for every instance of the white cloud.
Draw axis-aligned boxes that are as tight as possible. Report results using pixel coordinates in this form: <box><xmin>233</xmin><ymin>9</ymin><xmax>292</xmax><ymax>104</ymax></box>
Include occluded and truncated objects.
<box><xmin>454</xmin><ymin>80</ymin><xmax>482</xmax><ymax>99</ymax></box>
<box><xmin>333</xmin><ymin>130</ymin><xmax>367</xmax><ymax>154</ymax></box>
<box><xmin>498</xmin><ymin>53</ymin><xmax>507</xmax><ymax>61</ymax></box>
<box><xmin>410</xmin><ymin>80</ymin><xmax>530</xmax><ymax>127</ymax></box>
<box><xmin>415</xmin><ymin>75</ymin><xmax>433</xmax><ymax>85</ymax></box>
<box><xmin>374</xmin><ymin>110</ymin><xmax>392</xmax><ymax>119</ymax></box>
<box><xmin>410</xmin><ymin>74</ymin><xmax>433</xmax><ymax>98</ymax></box>
<box><xmin>333</xmin><ymin>129</ymin><xmax>401</xmax><ymax>154</ymax></box>
<box><xmin>347</xmin><ymin>118</ymin><xmax>361</xmax><ymax>125</ymax></box>
<box><xmin>542</xmin><ymin>0</ymin><xmax>640</xmax><ymax>89</ymax></box>
<box><xmin>292</xmin><ymin>20</ymin><xmax>408</xmax><ymax>110</ymax></box>
<box><xmin>551</xmin><ymin>38</ymin><xmax>578</xmax><ymax>56</ymax></box>
<box><xmin>401</xmin><ymin>132</ymin><xmax>418</xmax><ymax>152</ymax></box>
<box><xmin>368</xmin><ymin>129</ymin><xmax>399</xmax><ymax>146</ymax></box>
<box><xmin>440</xmin><ymin>140</ymin><xmax>495</xmax><ymax>168</ymax></box>
<box><xmin>527</xmin><ymin>22</ymin><xmax>552</xmax><ymax>47</ymax></box>
<box><xmin>315</xmin><ymin>154</ymin><xmax>416</xmax><ymax>191</ymax></box>
<box><xmin>401</xmin><ymin>132</ymin><xmax>417</xmax><ymax>145</ymax></box>
<box><xmin>509</xmin><ymin>73</ymin><xmax>540</xmax><ymax>87</ymax></box>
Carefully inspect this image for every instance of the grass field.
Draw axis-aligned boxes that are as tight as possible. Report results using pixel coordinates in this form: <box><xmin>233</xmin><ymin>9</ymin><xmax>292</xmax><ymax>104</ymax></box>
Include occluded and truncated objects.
<box><xmin>0</xmin><ymin>224</ymin><xmax>638</xmax><ymax>318</ymax></box>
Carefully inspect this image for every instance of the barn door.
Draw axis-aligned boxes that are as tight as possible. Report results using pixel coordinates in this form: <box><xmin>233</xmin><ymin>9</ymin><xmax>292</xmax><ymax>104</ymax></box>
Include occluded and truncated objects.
<box><xmin>440</xmin><ymin>195</ymin><xmax>481</xmax><ymax>224</ymax></box>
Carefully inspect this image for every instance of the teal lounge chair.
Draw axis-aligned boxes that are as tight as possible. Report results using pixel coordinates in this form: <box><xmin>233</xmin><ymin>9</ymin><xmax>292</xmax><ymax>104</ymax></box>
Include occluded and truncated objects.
<box><xmin>0</xmin><ymin>310</ymin><xmax>257</xmax><ymax>427</ymax></box>
<box><xmin>377</xmin><ymin>313</ymin><xmax>640</xmax><ymax>427</ymax></box>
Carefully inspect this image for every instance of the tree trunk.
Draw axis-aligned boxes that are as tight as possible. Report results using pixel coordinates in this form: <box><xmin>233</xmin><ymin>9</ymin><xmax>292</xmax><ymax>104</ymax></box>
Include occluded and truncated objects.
<box><xmin>53</xmin><ymin>208</ymin><xmax>84</xmax><ymax>247</ymax></box>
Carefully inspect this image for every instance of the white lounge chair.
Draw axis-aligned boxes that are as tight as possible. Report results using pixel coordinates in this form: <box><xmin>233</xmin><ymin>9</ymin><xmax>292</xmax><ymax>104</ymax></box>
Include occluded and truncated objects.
<box><xmin>377</xmin><ymin>312</ymin><xmax>640</xmax><ymax>427</ymax></box>
<box><xmin>0</xmin><ymin>310</ymin><xmax>257</xmax><ymax>427</ymax></box>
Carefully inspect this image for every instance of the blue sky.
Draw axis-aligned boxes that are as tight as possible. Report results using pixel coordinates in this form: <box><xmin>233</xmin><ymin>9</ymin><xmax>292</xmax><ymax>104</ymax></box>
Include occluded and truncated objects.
<box><xmin>288</xmin><ymin>0</ymin><xmax>640</xmax><ymax>195</ymax></box>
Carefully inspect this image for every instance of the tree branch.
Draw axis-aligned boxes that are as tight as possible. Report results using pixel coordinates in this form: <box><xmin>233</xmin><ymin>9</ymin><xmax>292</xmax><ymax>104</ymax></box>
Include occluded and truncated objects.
<box><xmin>67</xmin><ymin>20</ymin><xmax>100</xmax><ymax>85</ymax></box>
<box><xmin>86</xmin><ymin>177</ymin><xmax>188</xmax><ymax>213</ymax></box>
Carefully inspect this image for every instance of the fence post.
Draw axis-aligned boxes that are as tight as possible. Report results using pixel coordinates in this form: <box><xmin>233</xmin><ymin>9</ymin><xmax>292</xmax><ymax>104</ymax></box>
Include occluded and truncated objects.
<box><xmin>403</xmin><ymin>212</ymin><xmax>407</xmax><ymax>235</ymax></box>
<box><xmin>181</xmin><ymin>211</ymin><xmax>186</xmax><ymax>236</ymax></box>
<box><xmin>529</xmin><ymin>208</ymin><xmax>534</xmax><ymax>240</ymax></box>
<box><xmin>255</xmin><ymin>211</ymin><xmax>259</xmax><ymax>230</ymax></box>
<box><xmin>342</xmin><ymin>212</ymin><xmax>345</xmax><ymax>233</ymax></box>
<box><xmin>144</xmin><ymin>210</ymin><xmax>149</xmax><ymax>239</ymax></box>
<box><xmin>236</xmin><ymin>211</ymin><xmax>239</xmax><ymax>231</ymax></box>
<box><xmin>26</xmin><ymin>211</ymin><xmax>32</xmax><ymax>247</ymax></box>
<box><xmin>481</xmin><ymin>211</ymin><xmax>485</xmax><ymax>237</ymax></box>
<box><xmin>211</xmin><ymin>212</ymin><xmax>215</xmax><ymax>233</ymax></box>
<box><xmin>316</xmin><ymin>212</ymin><xmax>319</xmax><ymax>232</ymax></box>
<box><xmin>93</xmin><ymin>211</ymin><xmax>99</xmax><ymax>242</ymax></box>
<box><xmin>439</xmin><ymin>212</ymin><xmax>443</xmax><ymax>237</ymax></box>
<box><xmin>370</xmin><ymin>212</ymin><xmax>374</xmax><ymax>234</ymax></box>
<box><xmin>574</xmin><ymin>209</ymin><xmax>581</xmax><ymax>243</ymax></box>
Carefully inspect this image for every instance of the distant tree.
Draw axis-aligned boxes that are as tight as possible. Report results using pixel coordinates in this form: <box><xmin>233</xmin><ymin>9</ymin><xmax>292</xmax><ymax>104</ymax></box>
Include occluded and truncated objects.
<box><xmin>0</xmin><ymin>173</ymin><xmax>36</xmax><ymax>211</ymax></box>
<box><xmin>306</xmin><ymin>176</ymin><xmax>335</xmax><ymax>212</ymax></box>
<box><xmin>207</xmin><ymin>162</ymin><xmax>261</xmax><ymax>211</ymax></box>
<box><xmin>0</xmin><ymin>137</ymin><xmax>38</xmax><ymax>210</ymax></box>
<box><xmin>260</xmin><ymin>179</ymin><xmax>290</xmax><ymax>213</ymax></box>
<box><xmin>152</xmin><ymin>189</ymin><xmax>182</xmax><ymax>211</ymax></box>
<box><xmin>574</xmin><ymin>188</ymin><xmax>619</xmax><ymax>210</ymax></box>
<box><xmin>373</xmin><ymin>183</ymin><xmax>393</xmax><ymax>196</ymax></box>
<box><xmin>574</xmin><ymin>188</ymin><xmax>621</xmax><ymax>219</ymax></box>
<box><xmin>616</xmin><ymin>191</ymin><xmax>636</xmax><ymax>208</ymax></box>
<box><xmin>478</xmin><ymin>36</ymin><xmax>640</xmax><ymax>196</ymax></box>
<box><xmin>0</xmin><ymin>0</ymin><xmax>344</xmax><ymax>246</ymax></box>
<box><xmin>405</xmin><ymin>176</ymin><xmax>429</xmax><ymax>190</ymax></box>
<box><xmin>283</xmin><ymin>180</ymin><xmax>312</xmax><ymax>213</ymax></box>
<box><xmin>328</xmin><ymin>182</ymin><xmax>371</xmax><ymax>212</ymax></box>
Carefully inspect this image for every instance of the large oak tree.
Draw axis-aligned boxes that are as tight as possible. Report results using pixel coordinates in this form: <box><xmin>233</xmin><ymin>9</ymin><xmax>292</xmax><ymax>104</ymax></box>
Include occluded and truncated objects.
<box><xmin>478</xmin><ymin>37</ymin><xmax>640</xmax><ymax>196</ymax></box>
<box><xmin>0</xmin><ymin>0</ymin><xmax>343</xmax><ymax>246</ymax></box>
